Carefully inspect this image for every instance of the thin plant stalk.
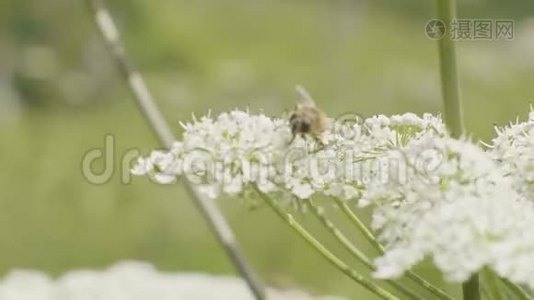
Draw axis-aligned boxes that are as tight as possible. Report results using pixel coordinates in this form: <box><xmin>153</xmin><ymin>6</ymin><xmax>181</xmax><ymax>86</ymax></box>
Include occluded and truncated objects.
<box><xmin>480</xmin><ymin>284</ymin><xmax>492</xmax><ymax>300</ymax></box>
<box><xmin>462</xmin><ymin>276</ymin><xmax>481</xmax><ymax>300</ymax></box>
<box><xmin>334</xmin><ymin>197</ymin><xmax>384</xmax><ymax>252</ymax></box>
<box><xmin>306</xmin><ymin>199</ymin><xmax>423</xmax><ymax>300</ymax></box>
<box><xmin>85</xmin><ymin>1</ymin><xmax>266</xmax><ymax>299</ymax></box>
<box><xmin>436</xmin><ymin>0</ymin><xmax>477</xmax><ymax>298</ymax></box>
<box><xmin>255</xmin><ymin>190</ymin><xmax>399</xmax><ymax>300</ymax></box>
<box><xmin>436</xmin><ymin>0</ymin><xmax>464</xmax><ymax>138</ymax></box>
<box><xmin>501</xmin><ymin>278</ymin><xmax>531</xmax><ymax>300</ymax></box>
<box><xmin>333</xmin><ymin>198</ymin><xmax>453</xmax><ymax>300</ymax></box>
<box><xmin>481</xmin><ymin>269</ymin><xmax>504</xmax><ymax>300</ymax></box>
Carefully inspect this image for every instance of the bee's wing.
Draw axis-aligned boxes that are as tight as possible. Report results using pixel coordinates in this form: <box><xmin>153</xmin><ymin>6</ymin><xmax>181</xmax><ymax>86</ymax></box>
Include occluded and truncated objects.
<box><xmin>295</xmin><ymin>85</ymin><xmax>316</xmax><ymax>107</ymax></box>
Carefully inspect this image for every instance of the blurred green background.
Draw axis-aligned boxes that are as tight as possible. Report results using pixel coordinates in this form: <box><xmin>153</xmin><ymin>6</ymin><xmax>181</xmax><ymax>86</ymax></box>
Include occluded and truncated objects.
<box><xmin>1</xmin><ymin>0</ymin><xmax>534</xmax><ymax>299</ymax></box>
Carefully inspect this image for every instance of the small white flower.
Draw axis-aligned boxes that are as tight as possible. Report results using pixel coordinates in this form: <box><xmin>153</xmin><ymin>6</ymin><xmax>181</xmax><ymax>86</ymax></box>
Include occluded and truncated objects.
<box><xmin>131</xmin><ymin>157</ymin><xmax>151</xmax><ymax>176</ymax></box>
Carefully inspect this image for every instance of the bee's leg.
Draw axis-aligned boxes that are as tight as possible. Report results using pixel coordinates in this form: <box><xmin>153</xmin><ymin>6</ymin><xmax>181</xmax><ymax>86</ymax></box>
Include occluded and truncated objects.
<box><xmin>301</xmin><ymin>133</ymin><xmax>313</xmax><ymax>150</ymax></box>
<box><xmin>288</xmin><ymin>134</ymin><xmax>296</xmax><ymax>145</ymax></box>
<box><xmin>308</xmin><ymin>136</ymin><xmax>326</xmax><ymax>154</ymax></box>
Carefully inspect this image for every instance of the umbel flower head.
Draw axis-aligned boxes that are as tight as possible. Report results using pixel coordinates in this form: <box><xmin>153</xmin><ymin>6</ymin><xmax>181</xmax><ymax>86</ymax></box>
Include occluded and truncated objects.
<box><xmin>488</xmin><ymin>109</ymin><xmax>534</xmax><ymax>200</ymax></box>
<box><xmin>132</xmin><ymin>110</ymin><xmax>287</xmax><ymax>198</ymax></box>
<box><xmin>363</xmin><ymin>135</ymin><xmax>534</xmax><ymax>288</ymax></box>
<box><xmin>132</xmin><ymin>108</ymin><xmax>534</xmax><ymax>289</ymax></box>
<box><xmin>132</xmin><ymin>110</ymin><xmax>446</xmax><ymax>200</ymax></box>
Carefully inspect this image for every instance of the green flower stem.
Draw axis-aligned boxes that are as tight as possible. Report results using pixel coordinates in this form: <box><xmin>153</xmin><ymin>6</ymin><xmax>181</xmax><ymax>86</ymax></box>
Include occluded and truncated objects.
<box><xmin>256</xmin><ymin>190</ymin><xmax>399</xmax><ymax>300</ymax></box>
<box><xmin>86</xmin><ymin>0</ymin><xmax>265</xmax><ymax>298</ymax></box>
<box><xmin>482</xmin><ymin>269</ymin><xmax>504</xmax><ymax>300</ymax></box>
<box><xmin>306</xmin><ymin>199</ymin><xmax>423</xmax><ymax>300</ymax></box>
<box><xmin>462</xmin><ymin>275</ymin><xmax>480</xmax><ymax>300</ymax></box>
<box><xmin>333</xmin><ymin>198</ymin><xmax>453</xmax><ymax>300</ymax></box>
<box><xmin>501</xmin><ymin>278</ymin><xmax>531</xmax><ymax>300</ymax></box>
<box><xmin>436</xmin><ymin>0</ymin><xmax>477</xmax><ymax>298</ymax></box>
<box><xmin>334</xmin><ymin>197</ymin><xmax>384</xmax><ymax>252</ymax></box>
<box><xmin>437</xmin><ymin>0</ymin><xmax>464</xmax><ymax>138</ymax></box>
<box><xmin>480</xmin><ymin>285</ymin><xmax>492</xmax><ymax>300</ymax></box>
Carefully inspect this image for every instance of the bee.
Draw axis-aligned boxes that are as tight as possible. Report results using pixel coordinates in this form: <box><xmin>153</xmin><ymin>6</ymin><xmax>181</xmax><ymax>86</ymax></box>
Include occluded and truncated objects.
<box><xmin>288</xmin><ymin>85</ymin><xmax>328</xmax><ymax>146</ymax></box>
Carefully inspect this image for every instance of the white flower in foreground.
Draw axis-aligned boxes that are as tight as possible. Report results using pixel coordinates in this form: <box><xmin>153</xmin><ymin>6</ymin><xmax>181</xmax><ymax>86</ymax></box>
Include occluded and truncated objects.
<box><xmin>363</xmin><ymin>135</ymin><xmax>534</xmax><ymax>288</ymax></box>
<box><xmin>489</xmin><ymin>110</ymin><xmax>534</xmax><ymax>200</ymax></box>
<box><xmin>132</xmin><ymin>109</ymin><xmax>446</xmax><ymax>201</ymax></box>
<box><xmin>0</xmin><ymin>261</ymin><xmax>341</xmax><ymax>300</ymax></box>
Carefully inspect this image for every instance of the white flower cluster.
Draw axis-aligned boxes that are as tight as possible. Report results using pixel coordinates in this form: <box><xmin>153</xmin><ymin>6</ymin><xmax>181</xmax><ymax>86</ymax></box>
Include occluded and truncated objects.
<box><xmin>132</xmin><ymin>110</ymin><xmax>445</xmax><ymax>200</ymax></box>
<box><xmin>363</xmin><ymin>135</ymin><xmax>534</xmax><ymax>288</ymax></box>
<box><xmin>133</xmin><ymin>110</ymin><xmax>287</xmax><ymax>198</ymax></box>
<box><xmin>133</xmin><ymin>108</ymin><xmax>534</xmax><ymax>288</ymax></box>
<box><xmin>489</xmin><ymin>110</ymin><xmax>534</xmax><ymax>200</ymax></box>
<box><xmin>0</xmin><ymin>261</ymin><xmax>336</xmax><ymax>300</ymax></box>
